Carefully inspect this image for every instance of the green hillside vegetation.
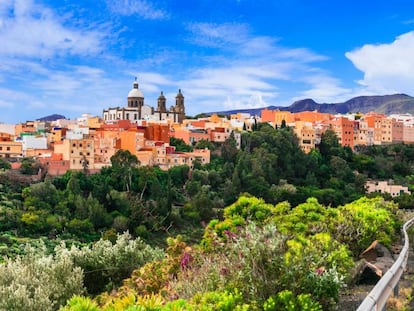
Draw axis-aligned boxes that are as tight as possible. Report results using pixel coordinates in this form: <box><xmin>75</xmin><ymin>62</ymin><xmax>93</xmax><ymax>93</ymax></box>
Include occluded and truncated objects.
<box><xmin>0</xmin><ymin>124</ymin><xmax>414</xmax><ymax>310</ymax></box>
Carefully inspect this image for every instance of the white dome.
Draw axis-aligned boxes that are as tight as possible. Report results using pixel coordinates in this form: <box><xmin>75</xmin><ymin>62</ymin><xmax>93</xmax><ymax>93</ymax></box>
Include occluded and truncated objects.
<box><xmin>128</xmin><ymin>80</ymin><xmax>144</xmax><ymax>98</ymax></box>
<box><xmin>128</xmin><ymin>88</ymin><xmax>144</xmax><ymax>98</ymax></box>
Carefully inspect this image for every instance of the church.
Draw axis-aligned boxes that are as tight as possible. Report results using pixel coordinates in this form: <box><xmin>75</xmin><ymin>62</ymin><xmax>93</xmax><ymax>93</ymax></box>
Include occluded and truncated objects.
<box><xmin>102</xmin><ymin>78</ymin><xmax>186</xmax><ymax>124</ymax></box>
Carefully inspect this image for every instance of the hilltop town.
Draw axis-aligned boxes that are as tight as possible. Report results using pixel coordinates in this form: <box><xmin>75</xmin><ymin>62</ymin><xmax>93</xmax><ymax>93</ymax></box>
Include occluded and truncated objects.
<box><xmin>1</xmin><ymin>79</ymin><xmax>414</xmax><ymax>178</ymax></box>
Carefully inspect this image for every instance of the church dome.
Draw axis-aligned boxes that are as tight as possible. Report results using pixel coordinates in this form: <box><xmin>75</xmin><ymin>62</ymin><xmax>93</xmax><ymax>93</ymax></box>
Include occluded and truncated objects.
<box><xmin>128</xmin><ymin>79</ymin><xmax>144</xmax><ymax>98</ymax></box>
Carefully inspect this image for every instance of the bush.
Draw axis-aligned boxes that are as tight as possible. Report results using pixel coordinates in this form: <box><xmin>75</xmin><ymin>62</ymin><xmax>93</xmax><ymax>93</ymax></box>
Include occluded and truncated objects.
<box><xmin>0</xmin><ymin>242</ymin><xmax>84</xmax><ymax>311</ymax></box>
<box><xmin>61</xmin><ymin>232</ymin><xmax>164</xmax><ymax>295</ymax></box>
<box><xmin>174</xmin><ymin>224</ymin><xmax>348</xmax><ymax>310</ymax></box>
<box><xmin>333</xmin><ymin>196</ymin><xmax>399</xmax><ymax>254</ymax></box>
<box><xmin>263</xmin><ymin>290</ymin><xmax>322</xmax><ymax>311</ymax></box>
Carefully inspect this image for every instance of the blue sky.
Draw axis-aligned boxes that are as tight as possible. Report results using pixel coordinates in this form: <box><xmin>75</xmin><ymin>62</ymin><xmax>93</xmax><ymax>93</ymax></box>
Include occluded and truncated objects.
<box><xmin>1</xmin><ymin>0</ymin><xmax>414</xmax><ymax>123</ymax></box>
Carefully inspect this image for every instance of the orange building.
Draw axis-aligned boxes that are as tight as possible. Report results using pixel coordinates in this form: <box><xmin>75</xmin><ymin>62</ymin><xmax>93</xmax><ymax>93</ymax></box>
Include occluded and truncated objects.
<box><xmin>293</xmin><ymin>111</ymin><xmax>332</xmax><ymax>123</ymax></box>
<box><xmin>47</xmin><ymin>127</ymin><xmax>67</xmax><ymax>145</ymax></box>
<box><xmin>392</xmin><ymin>119</ymin><xmax>404</xmax><ymax>143</ymax></box>
<box><xmin>93</xmin><ymin>129</ymin><xmax>118</xmax><ymax>168</ymax></box>
<box><xmin>171</xmin><ymin>127</ymin><xmax>210</xmax><ymax>145</ymax></box>
<box><xmin>211</xmin><ymin>127</ymin><xmax>231</xmax><ymax>143</ymax></box>
<box><xmin>15</xmin><ymin>121</ymin><xmax>37</xmax><ymax>136</ymax></box>
<box><xmin>0</xmin><ymin>141</ymin><xmax>23</xmax><ymax>158</ymax></box>
<box><xmin>0</xmin><ymin>132</ymin><xmax>13</xmax><ymax>142</ymax></box>
<box><xmin>294</xmin><ymin>121</ymin><xmax>316</xmax><ymax>153</ymax></box>
<box><xmin>403</xmin><ymin>125</ymin><xmax>414</xmax><ymax>143</ymax></box>
<box><xmin>38</xmin><ymin>153</ymin><xmax>70</xmax><ymax>176</ymax></box>
<box><xmin>54</xmin><ymin>138</ymin><xmax>94</xmax><ymax>171</ymax></box>
<box><xmin>261</xmin><ymin>109</ymin><xmax>295</xmax><ymax>127</ymax></box>
<box><xmin>374</xmin><ymin>118</ymin><xmax>393</xmax><ymax>145</ymax></box>
<box><xmin>354</xmin><ymin>119</ymin><xmax>374</xmax><ymax>146</ymax></box>
<box><xmin>329</xmin><ymin>117</ymin><xmax>355</xmax><ymax>149</ymax></box>
<box><xmin>141</xmin><ymin>123</ymin><xmax>170</xmax><ymax>143</ymax></box>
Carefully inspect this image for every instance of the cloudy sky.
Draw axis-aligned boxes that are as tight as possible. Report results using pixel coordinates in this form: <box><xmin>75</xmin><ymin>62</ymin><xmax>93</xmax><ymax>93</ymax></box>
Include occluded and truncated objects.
<box><xmin>1</xmin><ymin>0</ymin><xmax>414</xmax><ymax>123</ymax></box>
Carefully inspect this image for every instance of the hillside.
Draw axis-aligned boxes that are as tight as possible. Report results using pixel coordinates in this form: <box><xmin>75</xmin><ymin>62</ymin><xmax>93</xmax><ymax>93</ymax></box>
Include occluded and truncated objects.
<box><xmin>36</xmin><ymin>114</ymin><xmax>66</xmax><ymax>122</ymax></box>
<box><xmin>209</xmin><ymin>94</ymin><xmax>414</xmax><ymax>116</ymax></box>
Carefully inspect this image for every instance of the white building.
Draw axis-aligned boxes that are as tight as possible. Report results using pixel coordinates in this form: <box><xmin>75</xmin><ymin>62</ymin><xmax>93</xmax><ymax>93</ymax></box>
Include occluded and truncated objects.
<box><xmin>103</xmin><ymin>78</ymin><xmax>186</xmax><ymax>124</ymax></box>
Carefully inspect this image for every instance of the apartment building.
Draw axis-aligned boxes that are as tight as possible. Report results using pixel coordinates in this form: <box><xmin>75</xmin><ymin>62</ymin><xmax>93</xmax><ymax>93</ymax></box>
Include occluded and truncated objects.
<box><xmin>261</xmin><ymin>109</ymin><xmax>294</xmax><ymax>127</ymax></box>
<box><xmin>47</xmin><ymin>127</ymin><xmax>67</xmax><ymax>145</ymax></box>
<box><xmin>293</xmin><ymin>121</ymin><xmax>317</xmax><ymax>153</ymax></box>
<box><xmin>329</xmin><ymin>117</ymin><xmax>355</xmax><ymax>149</ymax></box>
<box><xmin>171</xmin><ymin>127</ymin><xmax>210</xmax><ymax>145</ymax></box>
<box><xmin>392</xmin><ymin>119</ymin><xmax>404</xmax><ymax>143</ymax></box>
<box><xmin>354</xmin><ymin>119</ymin><xmax>374</xmax><ymax>146</ymax></box>
<box><xmin>0</xmin><ymin>141</ymin><xmax>22</xmax><ymax>158</ymax></box>
<box><xmin>403</xmin><ymin>125</ymin><xmax>414</xmax><ymax>143</ymax></box>
<box><xmin>54</xmin><ymin>138</ymin><xmax>95</xmax><ymax>171</ymax></box>
<box><xmin>294</xmin><ymin>111</ymin><xmax>331</xmax><ymax>123</ymax></box>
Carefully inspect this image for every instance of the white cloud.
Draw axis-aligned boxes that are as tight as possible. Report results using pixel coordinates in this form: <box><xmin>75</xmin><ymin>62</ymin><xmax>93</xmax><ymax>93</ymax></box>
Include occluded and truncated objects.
<box><xmin>0</xmin><ymin>99</ymin><xmax>13</xmax><ymax>108</ymax></box>
<box><xmin>224</xmin><ymin>92</ymin><xmax>269</xmax><ymax>110</ymax></box>
<box><xmin>172</xmin><ymin>22</ymin><xmax>336</xmax><ymax>112</ymax></box>
<box><xmin>187</xmin><ymin>22</ymin><xmax>249</xmax><ymax>47</ymax></box>
<box><xmin>292</xmin><ymin>72</ymin><xmax>352</xmax><ymax>103</ymax></box>
<box><xmin>346</xmin><ymin>31</ymin><xmax>414</xmax><ymax>95</ymax></box>
<box><xmin>0</xmin><ymin>0</ymin><xmax>106</xmax><ymax>58</ymax></box>
<box><xmin>106</xmin><ymin>0</ymin><xmax>167</xmax><ymax>19</ymax></box>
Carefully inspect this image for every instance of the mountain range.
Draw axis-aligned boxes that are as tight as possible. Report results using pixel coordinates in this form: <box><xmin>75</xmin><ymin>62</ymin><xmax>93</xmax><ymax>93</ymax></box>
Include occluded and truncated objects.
<box><xmin>210</xmin><ymin>94</ymin><xmax>414</xmax><ymax>116</ymax></box>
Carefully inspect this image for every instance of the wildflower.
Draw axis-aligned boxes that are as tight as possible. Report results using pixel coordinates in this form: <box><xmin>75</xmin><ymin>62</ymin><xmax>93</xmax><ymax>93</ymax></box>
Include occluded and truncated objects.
<box><xmin>315</xmin><ymin>266</ymin><xmax>325</xmax><ymax>275</ymax></box>
<box><xmin>180</xmin><ymin>252</ymin><xmax>193</xmax><ymax>270</ymax></box>
<box><xmin>223</xmin><ymin>230</ymin><xmax>237</xmax><ymax>239</ymax></box>
<box><xmin>220</xmin><ymin>267</ymin><xmax>229</xmax><ymax>276</ymax></box>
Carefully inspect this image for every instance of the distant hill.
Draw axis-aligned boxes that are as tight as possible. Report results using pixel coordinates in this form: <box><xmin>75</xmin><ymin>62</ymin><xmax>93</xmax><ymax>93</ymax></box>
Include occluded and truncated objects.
<box><xmin>36</xmin><ymin>114</ymin><xmax>66</xmax><ymax>122</ymax></box>
<box><xmin>209</xmin><ymin>94</ymin><xmax>414</xmax><ymax>116</ymax></box>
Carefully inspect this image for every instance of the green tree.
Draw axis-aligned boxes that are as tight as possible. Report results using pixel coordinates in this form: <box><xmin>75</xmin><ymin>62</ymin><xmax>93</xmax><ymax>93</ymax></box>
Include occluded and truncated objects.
<box><xmin>221</xmin><ymin>132</ymin><xmax>239</xmax><ymax>163</ymax></box>
<box><xmin>194</xmin><ymin>139</ymin><xmax>215</xmax><ymax>150</ymax></box>
<box><xmin>0</xmin><ymin>158</ymin><xmax>11</xmax><ymax>170</ymax></box>
<box><xmin>170</xmin><ymin>137</ymin><xmax>193</xmax><ymax>152</ymax></box>
<box><xmin>20</xmin><ymin>157</ymin><xmax>39</xmax><ymax>175</ymax></box>
<box><xmin>110</xmin><ymin>150</ymin><xmax>139</xmax><ymax>192</ymax></box>
<box><xmin>319</xmin><ymin>129</ymin><xmax>341</xmax><ymax>161</ymax></box>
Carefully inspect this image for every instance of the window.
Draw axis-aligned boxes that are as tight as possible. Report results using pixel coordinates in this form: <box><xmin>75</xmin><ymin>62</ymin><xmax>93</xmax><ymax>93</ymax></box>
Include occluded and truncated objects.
<box><xmin>6</xmin><ymin>147</ymin><xmax>10</xmax><ymax>151</ymax></box>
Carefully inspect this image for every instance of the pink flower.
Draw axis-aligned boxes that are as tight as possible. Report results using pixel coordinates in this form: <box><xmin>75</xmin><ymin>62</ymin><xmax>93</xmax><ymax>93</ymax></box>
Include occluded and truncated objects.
<box><xmin>315</xmin><ymin>267</ymin><xmax>325</xmax><ymax>275</ymax></box>
<box><xmin>223</xmin><ymin>230</ymin><xmax>237</xmax><ymax>239</ymax></box>
<box><xmin>180</xmin><ymin>252</ymin><xmax>193</xmax><ymax>270</ymax></box>
<box><xmin>220</xmin><ymin>267</ymin><xmax>229</xmax><ymax>276</ymax></box>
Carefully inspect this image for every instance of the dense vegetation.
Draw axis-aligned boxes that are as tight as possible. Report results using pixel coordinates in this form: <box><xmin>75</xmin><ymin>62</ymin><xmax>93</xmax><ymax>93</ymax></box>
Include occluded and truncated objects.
<box><xmin>1</xmin><ymin>124</ymin><xmax>414</xmax><ymax>310</ymax></box>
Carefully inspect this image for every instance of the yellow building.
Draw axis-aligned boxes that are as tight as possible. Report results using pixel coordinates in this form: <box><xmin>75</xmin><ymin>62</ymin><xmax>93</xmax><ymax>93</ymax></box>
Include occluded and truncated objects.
<box><xmin>0</xmin><ymin>141</ymin><xmax>23</xmax><ymax>158</ymax></box>
<box><xmin>55</xmin><ymin>138</ymin><xmax>95</xmax><ymax>171</ymax></box>
<box><xmin>293</xmin><ymin>121</ymin><xmax>316</xmax><ymax>153</ymax></box>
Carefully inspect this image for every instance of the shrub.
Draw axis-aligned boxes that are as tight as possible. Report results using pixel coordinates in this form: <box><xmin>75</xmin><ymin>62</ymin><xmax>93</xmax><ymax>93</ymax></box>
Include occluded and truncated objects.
<box><xmin>333</xmin><ymin>196</ymin><xmax>399</xmax><ymax>254</ymax></box>
<box><xmin>263</xmin><ymin>290</ymin><xmax>322</xmax><ymax>311</ymax></box>
<box><xmin>61</xmin><ymin>232</ymin><xmax>164</xmax><ymax>295</ymax></box>
<box><xmin>0</xmin><ymin>242</ymin><xmax>84</xmax><ymax>311</ymax></box>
